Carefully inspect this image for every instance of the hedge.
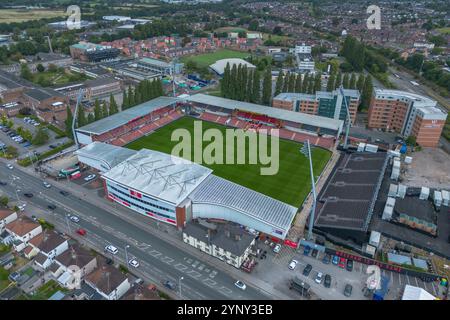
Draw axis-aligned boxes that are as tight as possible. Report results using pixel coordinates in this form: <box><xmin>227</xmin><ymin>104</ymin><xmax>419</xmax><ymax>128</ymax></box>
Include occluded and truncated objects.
<box><xmin>46</xmin><ymin>124</ymin><xmax>67</xmax><ymax>138</ymax></box>
<box><xmin>18</xmin><ymin>141</ymin><xmax>74</xmax><ymax>167</ymax></box>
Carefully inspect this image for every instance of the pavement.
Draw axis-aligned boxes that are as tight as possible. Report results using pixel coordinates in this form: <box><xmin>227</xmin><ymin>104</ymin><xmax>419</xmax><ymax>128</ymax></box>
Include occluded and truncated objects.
<box><xmin>0</xmin><ymin>159</ymin><xmax>288</xmax><ymax>300</ymax></box>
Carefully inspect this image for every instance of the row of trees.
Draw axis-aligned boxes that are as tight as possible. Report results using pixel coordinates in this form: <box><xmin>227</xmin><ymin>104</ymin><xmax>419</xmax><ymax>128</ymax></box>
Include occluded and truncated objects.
<box><xmin>122</xmin><ymin>78</ymin><xmax>164</xmax><ymax>110</ymax></box>
<box><xmin>220</xmin><ymin>63</ymin><xmax>273</xmax><ymax>105</ymax></box>
<box><xmin>274</xmin><ymin>72</ymin><xmax>322</xmax><ymax>96</ymax></box>
<box><xmin>341</xmin><ymin>36</ymin><xmax>388</xmax><ymax>74</ymax></box>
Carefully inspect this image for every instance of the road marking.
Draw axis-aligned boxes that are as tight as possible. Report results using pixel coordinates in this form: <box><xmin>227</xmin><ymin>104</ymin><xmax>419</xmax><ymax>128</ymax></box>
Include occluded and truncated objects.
<box><xmin>161</xmin><ymin>256</ymin><xmax>174</xmax><ymax>264</ymax></box>
<box><xmin>186</xmin><ymin>270</ymin><xmax>202</xmax><ymax>279</ymax></box>
<box><xmin>202</xmin><ymin>278</ymin><xmax>217</xmax><ymax>287</ymax></box>
<box><xmin>398</xmin><ymin>273</ymin><xmax>402</xmax><ymax>286</ymax></box>
<box><xmin>209</xmin><ymin>270</ymin><xmax>218</xmax><ymax>279</ymax></box>
<box><xmin>148</xmin><ymin>250</ymin><xmax>162</xmax><ymax>257</ymax></box>
<box><xmin>198</xmin><ymin>264</ymin><xmax>205</xmax><ymax>271</ymax></box>
<box><xmin>414</xmin><ymin>276</ymin><xmax>419</xmax><ymax>287</ymax></box>
<box><xmin>174</xmin><ymin>263</ymin><xmax>188</xmax><ymax>272</ymax></box>
<box><xmin>192</xmin><ymin>260</ymin><xmax>200</xmax><ymax>268</ymax></box>
<box><xmin>218</xmin><ymin>286</ymin><xmax>233</xmax><ymax>296</ymax></box>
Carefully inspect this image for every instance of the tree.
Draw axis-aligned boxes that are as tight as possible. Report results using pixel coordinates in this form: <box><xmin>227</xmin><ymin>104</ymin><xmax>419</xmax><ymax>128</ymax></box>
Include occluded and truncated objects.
<box><xmin>287</xmin><ymin>73</ymin><xmax>296</xmax><ymax>92</ymax></box>
<box><xmin>262</xmin><ymin>68</ymin><xmax>272</xmax><ymax>105</ymax></box>
<box><xmin>314</xmin><ymin>73</ymin><xmax>322</xmax><ymax>92</ymax></box>
<box><xmin>294</xmin><ymin>74</ymin><xmax>302</xmax><ymax>93</ymax></box>
<box><xmin>349</xmin><ymin>73</ymin><xmax>357</xmax><ymax>89</ymax></box>
<box><xmin>274</xmin><ymin>73</ymin><xmax>284</xmax><ymax>97</ymax></box>
<box><xmin>251</xmin><ymin>70</ymin><xmax>260</xmax><ymax>103</ymax></box>
<box><xmin>357</xmin><ymin>74</ymin><xmax>365</xmax><ymax>92</ymax></box>
<box><xmin>301</xmin><ymin>73</ymin><xmax>309</xmax><ymax>93</ymax></box>
<box><xmin>334</xmin><ymin>71</ymin><xmax>342</xmax><ymax>89</ymax></box>
<box><xmin>31</xmin><ymin>127</ymin><xmax>49</xmax><ymax>146</ymax></box>
<box><xmin>282</xmin><ymin>72</ymin><xmax>290</xmax><ymax>93</ymax></box>
<box><xmin>221</xmin><ymin>62</ymin><xmax>231</xmax><ymax>98</ymax></box>
<box><xmin>122</xmin><ymin>90</ymin><xmax>129</xmax><ymax>110</ymax></box>
<box><xmin>94</xmin><ymin>99</ymin><xmax>102</xmax><ymax>121</ymax></box>
<box><xmin>36</xmin><ymin>63</ymin><xmax>45</xmax><ymax>73</ymax></box>
<box><xmin>21</xmin><ymin>129</ymin><xmax>32</xmax><ymax>142</ymax></box>
<box><xmin>109</xmin><ymin>94</ymin><xmax>119</xmax><ymax>115</ymax></box>
<box><xmin>5</xmin><ymin>146</ymin><xmax>18</xmax><ymax>158</ymax></box>
<box><xmin>361</xmin><ymin>75</ymin><xmax>373</xmax><ymax>110</ymax></box>
<box><xmin>307</xmin><ymin>76</ymin><xmax>314</xmax><ymax>94</ymax></box>
<box><xmin>76</xmin><ymin>105</ymin><xmax>87</xmax><ymax>127</ymax></box>
<box><xmin>0</xmin><ymin>196</ymin><xmax>8</xmax><ymax>207</ymax></box>
<box><xmin>128</xmin><ymin>86</ymin><xmax>135</xmax><ymax>108</ymax></box>
<box><xmin>230</xmin><ymin>64</ymin><xmax>238</xmax><ymax>100</ymax></box>
<box><xmin>20</xmin><ymin>63</ymin><xmax>32</xmax><ymax>81</ymax></box>
<box><xmin>87</xmin><ymin>113</ymin><xmax>95</xmax><ymax>124</ymax></box>
<box><xmin>342</xmin><ymin>73</ymin><xmax>350</xmax><ymax>89</ymax></box>
<box><xmin>102</xmin><ymin>102</ymin><xmax>109</xmax><ymax>119</ymax></box>
<box><xmin>245</xmin><ymin>71</ymin><xmax>253</xmax><ymax>102</ymax></box>
<box><xmin>326</xmin><ymin>73</ymin><xmax>335</xmax><ymax>91</ymax></box>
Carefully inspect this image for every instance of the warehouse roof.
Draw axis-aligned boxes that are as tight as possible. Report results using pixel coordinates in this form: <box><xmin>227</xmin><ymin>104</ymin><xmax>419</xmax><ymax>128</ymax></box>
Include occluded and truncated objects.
<box><xmin>209</xmin><ymin>58</ymin><xmax>255</xmax><ymax>75</ymax></box>
<box><xmin>139</xmin><ymin>57</ymin><xmax>171</xmax><ymax>68</ymax></box>
<box><xmin>75</xmin><ymin>142</ymin><xmax>137</xmax><ymax>171</ymax></box>
<box><xmin>102</xmin><ymin>149</ymin><xmax>213</xmax><ymax>206</ymax></box>
<box><xmin>189</xmin><ymin>175</ymin><xmax>297</xmax><ymax>232</ymax></box>
<box><xmin>76</xmin><ymin>96</ymin><xmax>179</xmax><ymax>135</ymax></box>
<box><xmin>186</xmin><ymin>94</ymin><xmax>343</xmax><ymax>131</ymax></box>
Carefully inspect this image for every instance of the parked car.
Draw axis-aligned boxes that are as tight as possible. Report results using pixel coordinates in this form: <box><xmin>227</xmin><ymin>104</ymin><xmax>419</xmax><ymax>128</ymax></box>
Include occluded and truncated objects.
<box><xmin>322</xmin><ymin>254</ymin><xmax>331</xmax><ymax>264</ymax></box>
<box><xmin>303</xmin><ymin>246</ymin><xmax>311</xmax><ymax>256</ymax></box>
<box><xmin>70</xmin><ymin>215</ymin><xmax>80</xmax><ymax>223</ymax></box>
<box><xmin>288</xmin><ymin>259</ymin><xmax>298</xmax><ymax>270</ymax></box>
<box><xmin>84</xmin><ymin>174</ymin><xmax>96</xmax><ymax>182</ymax></box>
<box><xmin>344</xmin><ymin>284</ymin><xmax>353</xmax><ymax>297</ymax></box>
<box><xmin>302</xmin><ymin>264</ymin><xmax>312</xmax><ymax>276</ymax></box>
<box><xmin>18</xmin><ymin>204</ymin><xmax>26</xmax><ymax>211</ymax></box>
<box><xmin>31</xmin><ymin>215</ymin><xmax>37</xmax><ymax>222</ymax></box>
<box><xmin>47</xmin><ymin>204</ymin><xmax>56</xmax><ymax>210</ymax></box>
<box><xmin>338</xmin><ymin>257</ymin><xmax>346</xmax><ymax>269</ymax></box>
<box><xmin>324</xmin><ymin>274</ymin><xmax>331</xmax><ymax>288</ymax></box>
<box><xmin>163</xmin><ymin>280</ymin><xmax>176</xmax><ymax>290</ymax></box>
<box><xmin>128</xmin><ymin>259</ymin><xmax>139</xmax><ymax>268</ymax></box>
<box><xmin>59</xmin><ymin>190</ymin><xmax>70</xmax><ymax>196</ymax></box>
<box><xmin>311</xmin><ymin>249</ymin><xmax>318</xmax><ymax>258</ymax></box>
<box><xmin>273</xmin><ymin>244</ymin><xmax>281</xmax><ymax>254</ymax></box>
<box><xmin>76</xmin><ymin>228</ymin><xmax>86</xmax><ymax>236</ymax></box>
<box><xmin>24</xmin><ymin>193</ymin><xmax>33</xmax><ymax>198</ymax></box>
<box><xmin>346</xmin><ymin>259</ymin><xmax>353</xmax><ymax>272</ymax></box>
<box><xmin>332</xmin><ymin>255</ymin><xmax>339</xmax><ymax>265</ymax></box>
<box><xmin>105</xmin><ymin>245</ymin><xmax>118</xmax><ymax>255</ymax></box>
<box><xmin>234</xmin><ymin>280</ymin><xmax>246</xmax><ymax>290</ymax></box>
<box><xmin>315</xmin><ymin>272</ymin><xmax>323</xmax><ymax>284</ymax></box>
<box><xmin>43</xmin><ymin>181</ymin><xmax>51</xmax><ymax>188</ymax></box>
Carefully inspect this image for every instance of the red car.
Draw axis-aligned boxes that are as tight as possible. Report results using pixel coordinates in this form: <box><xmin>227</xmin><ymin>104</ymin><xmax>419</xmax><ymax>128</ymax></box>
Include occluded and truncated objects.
<box><xmin>338</xmin><ymin>257</ymin><xmax>346</xmax><ymax>269</ymax></box>
<box><xmin>76</xmin><ymin>228</ymin><xmax>87</xmax><ymax>236</ymax></box>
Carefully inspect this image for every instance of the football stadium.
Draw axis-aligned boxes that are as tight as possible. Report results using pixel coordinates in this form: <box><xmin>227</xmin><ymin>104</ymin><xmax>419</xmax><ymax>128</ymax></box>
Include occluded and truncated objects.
<box><xmin>75</xmin><ymin>94</ymin><xmax>342</xmax><ymax>240</ymax></box>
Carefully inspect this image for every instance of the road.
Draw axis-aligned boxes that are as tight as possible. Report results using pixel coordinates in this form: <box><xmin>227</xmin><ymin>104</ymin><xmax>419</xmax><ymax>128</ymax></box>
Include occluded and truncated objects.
<box><xmin>0</xmin><ymin>162</ymin><xmax>271</xmax><ymax>300</ymax></box>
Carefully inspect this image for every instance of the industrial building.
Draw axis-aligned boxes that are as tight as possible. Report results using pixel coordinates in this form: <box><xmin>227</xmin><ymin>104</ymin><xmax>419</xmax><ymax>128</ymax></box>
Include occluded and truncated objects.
<box><xmin>76</xmin><ymin>143</ymin><xmax>298</xmax><ymax>240</ymax></box>
<box><xmin>272</xmin><ymin>89</ymin><xmax>360</xmax><ymax>123</ymax></box>
<box><xmin>368</xmin><ymin>89</ymin><xmax>447</xmax><ymax>147</ymax></box>
<box><xmin>136</xmin><ymin>58</ymin><xmax>183</xmax><ymax>76</ymax></box>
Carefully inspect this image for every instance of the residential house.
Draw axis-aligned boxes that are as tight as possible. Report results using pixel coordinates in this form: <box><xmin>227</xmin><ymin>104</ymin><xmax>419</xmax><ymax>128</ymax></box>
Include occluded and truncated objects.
<box><xmin>52</xmin><ymin>243</ymin><xmax>97</xmax><ymax>289</ymax></box>
<box><xmin>31</xmin><ymin>230</ymin><xmax>69</xmax><ymax>269</ymax></box>
<box><xmin>0</xmin><ymin>209</ymin><xmax>18</xmax><ymax>232</ymax></box>
<box><xmin>4</xmin><ymin>216</ymin><xmax>42</xmax><ymax>252</ymax></box>
<box><xmin>85</xmin><ymin>265</ymin><xmax>130</xmax><ymax>300</ymax></box>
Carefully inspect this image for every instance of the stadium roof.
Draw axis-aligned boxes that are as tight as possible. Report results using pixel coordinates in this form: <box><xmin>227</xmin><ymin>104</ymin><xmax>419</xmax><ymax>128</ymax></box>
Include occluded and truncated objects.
<box><xmin>76</xmin><ymin>96</ymin><xmax>179</xmax><ymax>135</ymax></box>
<box><xmin>75</xmin><ymin>142</ymin><xmax>137</xmax><ymax>171</ymax></box>
<box><xmin>186</xmin><ymin>94</ymin><xmax>343</xmax><ymax>131</ymax></box>
<box><xmin>102</xmin><ymin>149</ymin><xmax>213</xmax><ymax>206</ymax></box>
<box><xmin>209</xmin><ymin>58</ymin><xmax>256</xmax><ymax>75</ymax></box>
<box><xmin>189</xmin><ymin>175</ymin><xmax>297</xmax><ymax>232</ymax></box>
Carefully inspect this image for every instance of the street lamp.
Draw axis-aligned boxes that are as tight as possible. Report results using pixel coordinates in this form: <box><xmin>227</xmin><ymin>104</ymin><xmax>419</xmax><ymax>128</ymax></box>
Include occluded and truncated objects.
<box><xmin>125</xmin><ymin>245</ymin><xmax>130</xmax><ymax>265</ymax></box>
<box><xmin>179</xmin><ymin>276</ymin><xmax>184</xmax><ymax>300</ymax></box>
<box><xmin>300</xmin><ymin>140</ymin><xmax>317</xmax><ymax>241</ymax></box>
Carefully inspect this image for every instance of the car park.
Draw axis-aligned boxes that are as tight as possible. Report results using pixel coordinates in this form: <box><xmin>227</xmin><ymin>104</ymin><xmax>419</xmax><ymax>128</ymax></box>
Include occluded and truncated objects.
<box><xmin>315</xmin><ymin>272</ymin><xmax>323</xmax><ymax>284</ymax></box>
<box><xmin>84</xmin><ymin>174</ymin><xmax>96</xmax><ymax>182</ymax></box>
<box><xmin>324</xmin><ymin>274</ymin><xmax>331</xmax><ymax>288</ymax></box>
<box><xmin>273</xmin><ymin>244</ymin><xmax>281</xmax><ymax>253</ymax></box>
<box><xmin>288</xmin><ymin>259</ymin><xmax>298</xmax><ymax>270</ymax></box>
<box><xmin>302</xmin><ymin>264</ymin><xmax>312</xmax><ymax>276</ymax></box>
<box><xmin>105</xmin><ymin>245</ymin><xmax>118</xmax><ymax>255</ymax></box>
<box><xmin>235</xmin><ymin>280</ymin><xmax>246</xmax><ymax>290</ymax></box>
<box><xmin>322</xmin><ymin>254</ymin><xmax>331</xmax><ymax>264</ymax></box>
<box><xmin>338</xmin><ymin>257</ymin><xmax>346</xmax><ymax>269</ymax></box>
<box><xmin>128</xmin><ymin>259</ymin><xmax>139</xmax><ymax>268</ymax></box>
<box><xmin>344</xmin><ymin>284</ymin><xmax>353</xmax><ymax>297</ymax></box>
<box><xmin>76</xmin><ymin>228</ymin><xmax>86</xmax><ymax>236</ymax></box>
<box><xmin>332</xmin><ymin>255</ymin><xmax>339</xmax><ymax>265</ymax></box>
<box><xmin>303</xmin><ymin>246</ymin><xmax>311</xmax><ymax>256</ymax></box>
<box><xmin>70</xmin><ymin>216</ymin><xmax>80</xmax><ymax>223</ymax></box>
<box><xmin>346</xmin><ymin>259</ymin><xmax>353</xmax><ymax>272</ymax></box>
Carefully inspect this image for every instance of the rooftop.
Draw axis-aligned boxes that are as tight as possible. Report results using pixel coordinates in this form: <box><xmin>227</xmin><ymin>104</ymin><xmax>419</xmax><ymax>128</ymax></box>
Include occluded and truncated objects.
<box><xmin>30</xmin><ymin>230</ymin><xmax>66</xmax><ymax>254</ymax></box>
<box><xmin>186</xmin><ymin>94</ymin><xmax>343</xmax><ymax>132</ymax></box>
<box><xmin>6</xmin><ymin>217</ymin><xmax>41</xmax><ymax>237</ymax></box>
<box><xmin>85</xmin><ymin>265</ymin><xmax>128</xmax><ymax>296</ymax></box>
<box><xmin>76</xmin><ymin>96</ymin><xmax>179</xmax><ymax>135</ymax></box>
<box><xmin>55</xmin><ymin>244</ymin><xmax>96</xmax><ymax>268</ymax></box>
<box><xmin>24</xmin><ymin>87</ymin><xmax>64</xmax><ymax>102</ymax></box>
<box><xmin>139</xmin><ymin>57</ymin><xmax>171</xmax><ymax>68</ymax></box>
<box><xmin>374</xmin><ymin>88</ymin><xmax>437</xmax><ymax>108</ymax></box>
<box><xmin>0</xmin><ymin>209</ymin><xmax>16</xmax><ymax>220</ymax></box>
<box><xmin>75</xmin><ymin>142</ymin><xmax>137</xmax><ymax>171</ymax></box>
<box><xmin>102</xmin><ymin>148</ymin><xmax>213</xmax><ymax>206</ymax></box>
<box><xmin>275</xmin><ymin>89</ymin><xmax>360</xmax><ymax>101</ymax></box>
<box><xmin>189</xmin><ymin>175</ymin><xmax>298</xmax><ymax>232</ymax></box>
<box><xmin>394</xmin><ymin>196</ymin><xmax>436</xmax><ymax>223</ymax></box>
<box><xmin>209</xmin><ymin>58</ymin><xmax>255</xmax><ymax>75</ymax></box>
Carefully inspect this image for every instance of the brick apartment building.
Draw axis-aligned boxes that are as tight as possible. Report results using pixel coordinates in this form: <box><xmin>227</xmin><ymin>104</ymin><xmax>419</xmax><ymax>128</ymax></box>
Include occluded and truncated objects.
<box><xmin>368</xmin><ymin>89</ymin><xmax>447</xmax><ymax>147</ymax></box>
<box><xmin>70</xmin><ymin>42</ymin><xmax>120</xmax><ymax>63</ymax></box>
<box><xmin>54</xmin><ymin>76</ymin><xmax>122</xmax><ymax>102</ymax></box>
<box><xmin>272</xmin><ymin>89</ymin><xmax>360</xmax><ymax>123</ymax></box>
<box><xmin>23</xmin><ymin>88</ymin><xmax>70</xmax><ymax>123</ymax></box>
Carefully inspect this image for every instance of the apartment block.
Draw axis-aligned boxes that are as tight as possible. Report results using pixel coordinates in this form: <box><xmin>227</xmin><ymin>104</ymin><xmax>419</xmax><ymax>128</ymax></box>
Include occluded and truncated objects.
<box><xmin>272</xmin><ymin>89</ymin><xmax>360</xmax><ymax>123</ymax></box>
<box><xmin>368</xmin><ymin>89</ymin><xmax>447</xmax><ymax>147</ymax></box>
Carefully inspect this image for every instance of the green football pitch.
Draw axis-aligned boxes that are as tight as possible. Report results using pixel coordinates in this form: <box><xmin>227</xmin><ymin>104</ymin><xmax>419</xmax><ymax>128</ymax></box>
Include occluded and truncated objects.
<box><xmin>126</xmin><ymin>117</ymin><xmax>331</xmax><ymax>207</ymax></box>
